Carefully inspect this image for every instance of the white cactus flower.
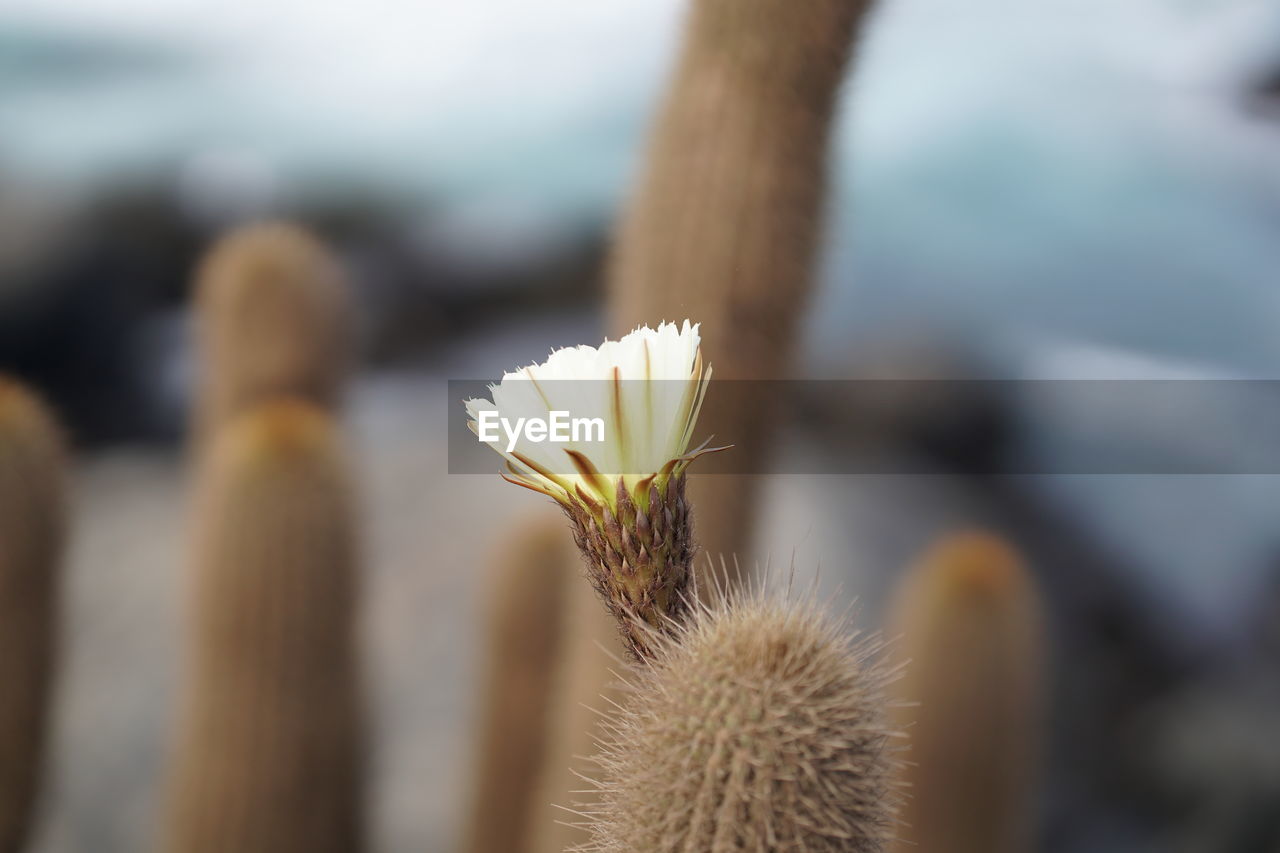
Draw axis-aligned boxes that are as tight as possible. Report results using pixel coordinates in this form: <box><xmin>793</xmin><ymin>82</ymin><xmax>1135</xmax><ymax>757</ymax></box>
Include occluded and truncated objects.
<box><xmin>464</xmin><ymin>319</ymin><xmax>715</xmax><ymax>512</ymax></box>
<box><xmin>464</xmin><ymin>320</ymin><xmax>721</xmax><ymax>660</ymax></box>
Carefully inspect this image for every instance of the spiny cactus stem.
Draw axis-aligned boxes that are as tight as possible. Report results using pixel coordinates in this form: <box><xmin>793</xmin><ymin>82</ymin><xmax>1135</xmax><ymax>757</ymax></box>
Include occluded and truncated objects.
<box><xmin>578</xmin><ymin>588</ymin><xmax>901</xmax><ymax>852</ymax></box>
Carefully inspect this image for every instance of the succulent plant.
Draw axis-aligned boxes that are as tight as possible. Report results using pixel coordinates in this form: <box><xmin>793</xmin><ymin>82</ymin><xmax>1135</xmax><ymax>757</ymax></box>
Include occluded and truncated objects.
<box><xmin>160</xmin><ymin>400</ymin><xmax>364</xmax><ymax>853</ymax></box>
<box><xmin>887</xmin><ymin>531</ymin><xmax>1044</xmax><ymax>853</ymax></box>
<box><xmin>525</xmin><ymin>573</ymin><xmax>627</xmax><ymax>853</ymax></box>
<box><xmin>462</xmin><ymin>514</ymin><xmax>575</xmax><ymax>853</ymax></box>
<box><xmin>534</xmin><ymin>0</ymin><xmax>877</xmax><ymax>841</ymax></box>
<box><xmin>606</xmin><ymin>0</ymin><xmax>875</xmax><ymax>565</ymax></box>
<box><xmin>0</xmin><ymin>377</ymin><xmax>66</xmax><ymax>852</ymax></box>
<box><xmin>576</xmin><ymin>583</ymin><xmax>900</xmax><ymax>852</ymax></box>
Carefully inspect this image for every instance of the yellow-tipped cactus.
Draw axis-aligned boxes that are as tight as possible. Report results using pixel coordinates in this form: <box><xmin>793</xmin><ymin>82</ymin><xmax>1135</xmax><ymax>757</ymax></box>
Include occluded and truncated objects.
<box><xmin>578</xmin><ymin>587</ymin><xmax>899</xmax><ymax>852</ymax></box>
<box><xmin>161</xmin><ymin>400</ymin><xmax>364</xmax><ymax>853</ymax></box>
<box><xmin>462</xmin><ymin>514</ymin><xmax>574</xmax><ymax>853</ymax></box>
<box><xmin>0</xmin><ymin>377</ymin><xmax>66</xmax><ymax>852</ymax></box>
<box><xmin>608</xmin><ymin>0</ymin><xmax>874</xmax><ymax>563</ymax></box>
<box><xmin>193</xmin><ymin>223</ymin><xmax>349</xmax><ymax>443</ymax></box>
<box><xmin>888</xmin><ymin>532</ymin><xmax>1044</xmax><ymax>853</ymax></box>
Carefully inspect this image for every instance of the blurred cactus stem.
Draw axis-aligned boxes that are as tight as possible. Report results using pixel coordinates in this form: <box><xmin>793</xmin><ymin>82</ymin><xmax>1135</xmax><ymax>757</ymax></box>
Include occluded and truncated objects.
<box><xmin>887</xmin><ymin>531</ymin><xmax>1044</xmax><ymax>853</ymax></box>
<box><xmin>526</xmin><ymin>576</ymin><xmax>625</xmax><ymax>853</ymax></box>
<box><xmin>461</xmin><ymin>513</ymin><xmax>574</xmax><ymax>853</ymax></box>
<box><xmin>579</xmin><ymin>586</ymin><xmax>901</xmax><ymax>852</ymax></box>
<box><xmin>192</xmin><ymin>222</ymin><xmax>349</xmax><ymax>444</ymax></box>
<box><xmin>607</xmin><ymin>0</ymin><xmax>875</xmax><ymax>565</ymax></box>
<box><xmin>0</xmin><ymin>377</ymin><xmax>66</xmax><ymax>852</ymax></box>
<box><xmin>161</xmin><ymin>400</ymin><xmax>364</xmax><ymax>853</ymax></box>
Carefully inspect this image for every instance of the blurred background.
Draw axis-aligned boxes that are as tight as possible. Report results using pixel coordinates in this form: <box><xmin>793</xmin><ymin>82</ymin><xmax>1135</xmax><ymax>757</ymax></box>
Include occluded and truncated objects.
<box><xmin>3</xmin><ymin>0</ymin><xmax>1280</xmax><ymax>850</ymax></box>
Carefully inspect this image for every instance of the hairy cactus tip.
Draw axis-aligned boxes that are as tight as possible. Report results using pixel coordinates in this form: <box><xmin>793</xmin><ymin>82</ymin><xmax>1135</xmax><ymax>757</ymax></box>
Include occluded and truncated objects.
<box><xmin>576</xmin><ymin>584</ymin><xmax>902</xmax><ymax>852</ymax></box>
<box><xmin>464</xmin><ymin>320</ymin><xmax>722</xmax><ymax>660</ymax></box>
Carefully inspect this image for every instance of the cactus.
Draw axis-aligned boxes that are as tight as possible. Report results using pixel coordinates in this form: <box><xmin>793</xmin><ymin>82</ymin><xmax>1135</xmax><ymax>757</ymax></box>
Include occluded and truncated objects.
<box><xmin>192</xmin><ymin>223</ymin><xmax>349</xmax><ymax>444</ymax></box>
<box><xmin>527</xmin><ymin>579</ymin><xmax>626</xmax><ymax>853</ymax></box>
<box><xmin>577</xmin><ymin>585</ymin><xmax>899</xmax><ymax>852</ymax></box>
<box><xmin>462</xmin><ymin>513</ymin><xmax>575</xmax><ymax>853</ymax></box>
<box><xmin>160</xmin><ymin>400</ymin><xmax>364</xmax><ymax>853</ymax></box>
<box><xmin>0</xmin><ymin>377</ymin><xmax>66</xmax><ymax>852</ymax></box>
<box><xmin>887</xmin><ymin>532</ymin><xmax>1043</xmax><ymax>853</ymax></box>
<box><xmin>546</xmin><ymin>2</ymin><xmax>878</xmax><ymax>843</ymax></box>
<box><xmin>607</xmin><ymin>0</ymin><xmax>874</xmax><ymax>564</ymax></box>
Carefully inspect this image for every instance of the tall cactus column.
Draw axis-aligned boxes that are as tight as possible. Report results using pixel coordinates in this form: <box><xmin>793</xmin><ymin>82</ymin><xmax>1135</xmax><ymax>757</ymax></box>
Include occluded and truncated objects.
<box><xmin>461</xmin><ymin>514</ymin><xmax>574</xmax><ymax>853</ymax></box>
<box><xmin>526</xmin><ymin>563</ymin><xmax>625</xmax><ymax>853</ymax></box>
<box><xmin>887</xmin><ymin>532</ymin><xmax>1044</xmax><ymax>853</ymax></box>
<box><xmin>608</xmin><ymin>0</ymin><xmax>874</xmax><ymax>563</ymax></box>
<box><xmin>160</xmin><ymin>401</ymin><xmax>364</xmax><ymax>853</ymax></box>
<box><xmin>0</xmin><ymin>378</ymin><xmax>66</xmax><ymax>852</ymax></box>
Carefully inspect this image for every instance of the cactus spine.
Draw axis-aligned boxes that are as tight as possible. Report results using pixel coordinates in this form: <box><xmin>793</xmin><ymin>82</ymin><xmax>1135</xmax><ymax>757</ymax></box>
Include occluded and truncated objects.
<box><xmin>607</xmin><ymin>0</ymin><xmax>873</xmax><ymax>564</ymax></box>
<box><xmin>887</xmin><ymin>532</ymin><xmax>1043</xmax><ymax>853</ymax></box>
<box><xmin>0</xmin><ymin>377</ymin><xmax>66</xmax><ymax>852</ymax></box>
<box><xmin>192</xmin><ymin>223</ymin><xmax>349</xmax><ymax>443</ymax></box>
<box><xmin>462</xmin><ymin>514</ymin><xmax>575</xmax><ymax>853</ymax></box>
<box><xmin>160</xmin><ymin>400</ymin><xmax>364</xmax><ymax>852</ymax></box>
<box><xmin>578</xmin><ymin>587</ymin><xmax>899</xmax><ymax>852</ymax></box>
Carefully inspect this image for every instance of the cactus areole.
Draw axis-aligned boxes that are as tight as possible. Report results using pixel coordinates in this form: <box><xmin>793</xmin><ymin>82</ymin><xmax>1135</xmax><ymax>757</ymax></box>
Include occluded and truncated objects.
<box><xmin>465</xmin><ymin>321</ymin><xmax>723</xmax><ymax>660</ymax></box>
